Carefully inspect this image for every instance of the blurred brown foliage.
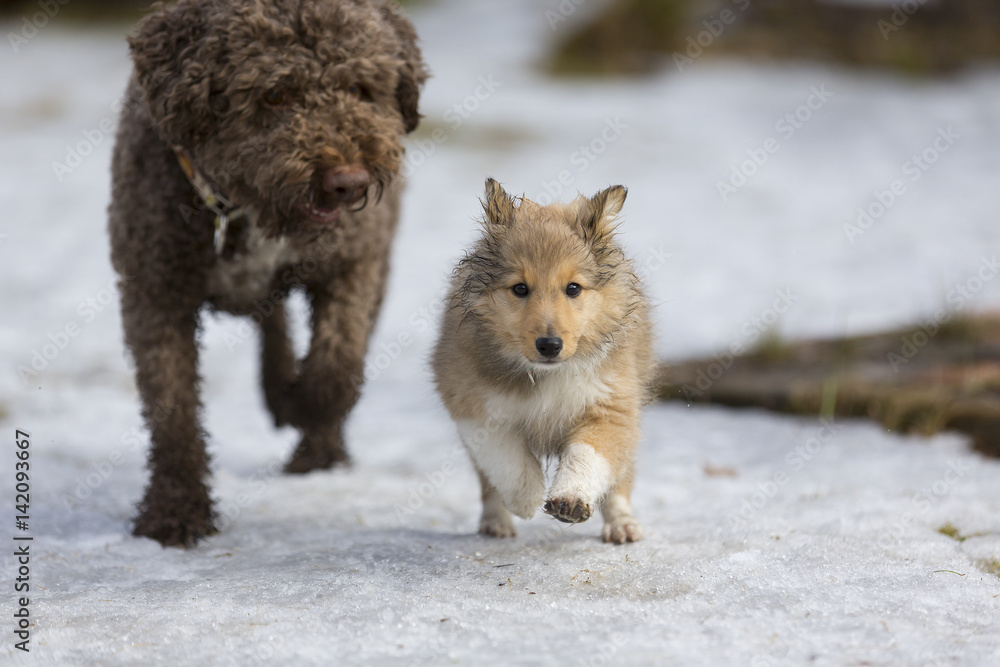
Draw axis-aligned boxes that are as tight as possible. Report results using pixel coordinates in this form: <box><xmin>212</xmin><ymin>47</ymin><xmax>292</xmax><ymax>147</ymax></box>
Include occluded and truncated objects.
<box><xmin>658</xmin><ymin>316</ymin><xmax>1000</xmax><ymax>458</ymax></box>
<box><xmin>550</xmin><ymin>0</ymin><xmax>1000</xmax><ymax>76</ymax></box>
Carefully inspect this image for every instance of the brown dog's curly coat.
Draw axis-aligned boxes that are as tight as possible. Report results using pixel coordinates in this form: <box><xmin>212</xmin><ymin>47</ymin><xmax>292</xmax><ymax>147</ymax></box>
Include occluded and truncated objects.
<box><xmin>109</xmin><ymin>0</ymin><xmax>427</xmax><ymax>546</ymax></box>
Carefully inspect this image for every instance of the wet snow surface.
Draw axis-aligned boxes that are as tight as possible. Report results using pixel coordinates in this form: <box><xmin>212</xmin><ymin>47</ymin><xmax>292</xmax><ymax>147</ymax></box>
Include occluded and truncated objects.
<box><xmin>2</xmin><ymin>0</ymin><xmax>1000</xmax><ymax>664</ymax></box>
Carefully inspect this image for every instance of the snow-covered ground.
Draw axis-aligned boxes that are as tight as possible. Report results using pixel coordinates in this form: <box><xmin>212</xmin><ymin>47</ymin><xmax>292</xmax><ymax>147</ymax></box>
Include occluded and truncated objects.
<box><xmin>2</xmin><ymin>1</ymin><xmax>1000</xmax><ymax>664</ymax></box>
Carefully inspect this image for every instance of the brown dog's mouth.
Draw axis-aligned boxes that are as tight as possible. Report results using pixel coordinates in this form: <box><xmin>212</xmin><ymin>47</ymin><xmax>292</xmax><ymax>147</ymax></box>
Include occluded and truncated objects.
<box><xmin>293</xmin><ymin>167</ymin><xmax>375</xmax><ymax>227</ymax></box>
<box><xmin>298</xmin><ymin>189</ymin><xmax>343</xmax><ymax>226</ymax></box>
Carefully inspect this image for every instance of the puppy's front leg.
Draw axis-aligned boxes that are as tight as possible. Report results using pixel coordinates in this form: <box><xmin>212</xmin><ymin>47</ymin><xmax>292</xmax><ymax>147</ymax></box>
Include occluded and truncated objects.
<box><xmin>458</xmin><ymin>421</ymin><xmax>545</xmax><ymax>521</ymax></box>
<box><xmin>284</xmin><ymin>256</ymin><xmax>389</xmax><ymax>473</ymax></box>
<box><xmin>545</xmin><ymin>409</ymin><xmax>642</xmax><ymax>543</ymax></box>
<box><xmin>474</xmin><ymin>465</ymin><xmax>516</xmax><ymax>538</ymax></box>
<box><xmin>600</xmin><ymin>476</ymin><xmax>643</xmax><ymax>544</ymax></box>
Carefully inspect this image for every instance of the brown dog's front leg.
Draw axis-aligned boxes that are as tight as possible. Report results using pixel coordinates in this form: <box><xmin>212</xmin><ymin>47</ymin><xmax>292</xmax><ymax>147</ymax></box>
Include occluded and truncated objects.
<box><xmin>284</xmin><ymin>257</ymin><xmax>389</xmax><ymax>473</ymax></box>
<box><xmin>259</xmin><ymin>301</ymin><xmax>297</xmax><ymax>428</ymax></box>
<box><xmin>123</xmin><ymin>293</ymin><xmax>216</xmax><ymax>547</ymax></box>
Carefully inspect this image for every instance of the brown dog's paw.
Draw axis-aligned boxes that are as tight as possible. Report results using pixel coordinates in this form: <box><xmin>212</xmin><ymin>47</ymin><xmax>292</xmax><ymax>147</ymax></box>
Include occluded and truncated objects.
<box><xmin>284</xmin><ymin>431</ymin><xmax>351</xmax><ymax>473</ymax></box>
<box><xmin>543</xmin><ymin>497</ymin><xmax>593</xmax><ymax>524</ymax></box>
<box><xmin>133</xmin><ymin>496</ymin><xmax>217</xmax><ymax>548</ymax></box>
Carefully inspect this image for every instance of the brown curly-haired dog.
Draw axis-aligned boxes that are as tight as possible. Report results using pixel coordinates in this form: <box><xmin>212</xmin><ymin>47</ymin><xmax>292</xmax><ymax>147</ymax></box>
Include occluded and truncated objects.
<box><xmin>109</xmin><ymin>0</ymin><xmax>427</xmax><ymax>546</ymax></box>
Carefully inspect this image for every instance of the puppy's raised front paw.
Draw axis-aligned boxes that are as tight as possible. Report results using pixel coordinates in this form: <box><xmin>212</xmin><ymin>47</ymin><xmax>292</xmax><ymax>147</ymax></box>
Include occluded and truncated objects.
<box><xmin>543</xmin><ymin>497</ymin><xmax>593</xmax><ymax>524</ymax></box>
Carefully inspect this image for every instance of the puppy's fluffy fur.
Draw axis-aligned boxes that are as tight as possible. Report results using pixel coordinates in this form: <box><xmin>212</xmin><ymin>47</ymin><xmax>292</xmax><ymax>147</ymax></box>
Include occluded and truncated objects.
<box><xmin>433</xmin><ymin>179</ymin><xmax>654</xmax><ymax>544</ymax></box>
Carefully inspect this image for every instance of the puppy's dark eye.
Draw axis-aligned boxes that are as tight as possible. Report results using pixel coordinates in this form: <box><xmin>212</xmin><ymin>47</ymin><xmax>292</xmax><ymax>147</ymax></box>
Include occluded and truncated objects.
<box><xmin>511</xmin><ymin>283</ymin><xmax>529</xmax><ymax>298</ymax></box>
<box><xmin>263</xmin><ymin>88</ymin><xmax>287</xmax><ymax>107</ymax></box>
<box><xmin>566</xmin><ymin>283</ymin><xmax>582</xmax><ymax>297</ymax></box>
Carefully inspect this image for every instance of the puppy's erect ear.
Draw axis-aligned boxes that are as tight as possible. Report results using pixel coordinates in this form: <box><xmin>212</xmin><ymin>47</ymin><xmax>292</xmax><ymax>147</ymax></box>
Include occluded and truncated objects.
<box><xmin>379</xmin><ymin>2</ymin><xmax>429</xmax><ymax>133</ymax></box>
<box><xmin>482</xmin><ymin>178</ymin><xmax>519</xmax><ymax>227</ymax></box>
<box><xmin>577</xmin><ymin>185</ymin><xmax>627</xmax><ymax>247</ymax></box>
<box><xmin>127</xmin><ymin>0</ymin><xmax>214</xmax><ymax>147</ymax></box>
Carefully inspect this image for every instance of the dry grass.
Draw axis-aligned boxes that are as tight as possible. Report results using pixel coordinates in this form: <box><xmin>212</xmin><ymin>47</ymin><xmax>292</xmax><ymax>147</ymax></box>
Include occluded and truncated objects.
<box><xmin>548</xmin><ymin>0</ymin><xmax>1000</xmax><ymax>77</ymax></box>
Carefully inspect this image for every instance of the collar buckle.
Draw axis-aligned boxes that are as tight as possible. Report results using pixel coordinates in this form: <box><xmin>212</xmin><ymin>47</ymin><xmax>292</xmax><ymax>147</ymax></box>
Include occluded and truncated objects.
<box><xmin>175</xmin><ymin>148</ymin><xmax>250</xmax><ymax>255</ymax></box>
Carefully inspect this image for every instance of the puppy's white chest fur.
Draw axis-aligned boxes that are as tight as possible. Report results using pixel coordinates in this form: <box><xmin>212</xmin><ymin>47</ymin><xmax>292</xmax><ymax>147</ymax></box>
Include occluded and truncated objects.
<box><xmin>485</xmin><ymin>362</ymin><xmax>613</xmax><ymax>451</ymax></box>
<box><xmin>206</xmin><ymin>224</ymin><xmax>301</xmax><ymax>304</ymax></box>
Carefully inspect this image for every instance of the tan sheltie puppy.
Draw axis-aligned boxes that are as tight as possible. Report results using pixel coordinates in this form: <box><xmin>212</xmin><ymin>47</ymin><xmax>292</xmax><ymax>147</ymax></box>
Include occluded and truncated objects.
<box><xmin>432</xmin><ymin>178</ymin><xmax>654</xmax><ymax>544</ymax></box>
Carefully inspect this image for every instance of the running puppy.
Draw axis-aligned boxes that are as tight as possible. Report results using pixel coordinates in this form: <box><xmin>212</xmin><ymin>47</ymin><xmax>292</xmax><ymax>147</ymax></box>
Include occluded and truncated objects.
<box><xmin>432</xmin><ymin>179</ymin><xmax>654</xmax><ymax>544</ymax></box>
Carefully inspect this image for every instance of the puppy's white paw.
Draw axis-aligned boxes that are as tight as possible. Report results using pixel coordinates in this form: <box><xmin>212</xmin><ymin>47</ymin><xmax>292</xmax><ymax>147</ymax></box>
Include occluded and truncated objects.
<box><xmin>479</xmin><ymin>491</ymin><xmax>517</xmax><ymax>538</ymax></box>
<box><xmin>480</xmin><ymin>516</ymin><xmax>517</xmax><ymax>538</ymax></box>
<box><xmin>503</xmin><ymin>477</ymin><xmax>545</xmax><ymax>520</ymax></box>
<box><xmin>602</xmin><ymin>517</ymin><xmax>643</xmax><ymax>544</ymax></box>
<box><xmin>545</xmin><ymin>443</ymin><xmax>611</xmax><ymax>523</ymax></box>
<box><xmin>600</xmin><ymin>493</ymin><xmax>642</xmax><ymax>544</ymax></box>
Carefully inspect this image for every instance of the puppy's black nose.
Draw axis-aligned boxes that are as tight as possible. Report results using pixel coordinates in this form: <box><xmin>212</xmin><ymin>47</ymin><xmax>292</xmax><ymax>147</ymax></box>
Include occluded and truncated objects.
<box><xmin>535</xmin><ymin>337</ymin><xmax>563</xmax><ymax>359</ymax></box>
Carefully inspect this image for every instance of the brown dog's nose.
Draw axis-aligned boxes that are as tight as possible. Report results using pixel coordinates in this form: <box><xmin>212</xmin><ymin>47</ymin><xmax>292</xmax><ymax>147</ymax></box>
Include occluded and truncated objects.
<box><xmin>322</xmin><ymin>166</ymin><xmax>370</xmax><ymax>206</ymax></box>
